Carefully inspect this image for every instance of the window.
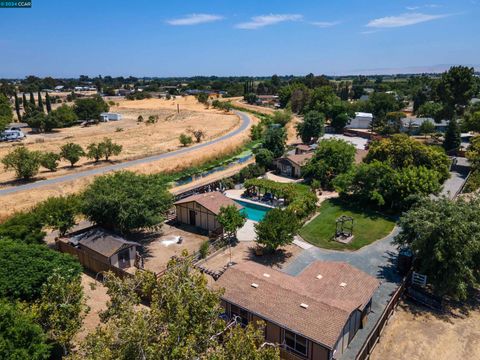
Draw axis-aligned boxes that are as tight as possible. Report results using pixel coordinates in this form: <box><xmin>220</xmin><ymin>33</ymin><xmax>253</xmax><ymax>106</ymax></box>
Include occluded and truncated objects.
<box><xmin>284</xmin><ymin>330</ymin><xmax>308</xmax><ymax>357</ymax></box>
<box><xmin>230</xmin><ymin>304</ymin><xmax>249</xmax><ymax>327</ymax></box>
<box><xmin>118</xmin><ymin>249</ymin><xmax>130</xmax><ymax>268</ymax></box>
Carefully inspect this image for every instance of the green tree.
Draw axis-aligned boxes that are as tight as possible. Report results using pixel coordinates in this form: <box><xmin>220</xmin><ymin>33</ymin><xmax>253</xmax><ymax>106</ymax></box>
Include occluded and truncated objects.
<box><xmin>49</xmin><ymin>104</ymin><xmax>78</xmax><ymax>127</ymax></box>
<box><xmin>188</xmin><ymin>129</ymin><xmax>206</xmax><ymax>143</ymax></box>
<box><xmin>255</xmin><ymin>148</ymin><xmax>274</xmax><ymax>169</ymax></box>
<box><xmin>255</xmin><ymin>209</ymin><xmax>299</xmax><ymax>252</ymax></box>
<box><xmin>262</xmin><ymin>126</ymin><xmax>286</xmax><ymax>158</ymax></box>
<box><xmin>366</xmin><ymin>134</ymin><xmax>450</xmax><ymax>182</ymax></box>
<box><xmin>14</xmin><ymin>92</ymin><xmax>22</xmax><ymax>121</ymax></box>
<box><xmin>303</xmin><ymin>138</ymin><xmax>356</xmax><ymax>189</ymax></box>
<box><xmin>364</xmin><ymin>92</ymin><xmax>402</xmax><ymax>130</ymax></box>
<box><xmin>86</xmin><ymin>142</ymin><xmax>103</xmax><ymax>162</ymax></box>
<box><xmin>244</xmin><ymin>92</ymin><xmax>258</xmax><ymax>105</ymax></box>
<box><xmin>74</xmin><ymin>95</ymin><xmax>109</xmax><ymax>120</ymax></box>
<box><xmin>99</xmin><ymin>137</ymin><xmax>122</xmax><ymax>161</ymax></box>
<box><xmin>32</xmin><ymin>270</ymin><xmax>88</xmax><ymax>356</ymax></box>
<box><xmin>437</xmin><ymin>66</ymin><xmax>477</xmax><ymax>116</ymax></box>
<box><xmin>419</xmin><ymin>119</ymin><xmax>436</xmax><ymax>138</ymax></box>
<box><xmin>0</xmin><ymin>300</ymin><xmax>50</xmax><ymax>360</ymax></box>
<box><xmin>60</xmin><ymin>142</ymin><xmax>85</xmax><ymax>167</ymax></box>
<box><xmin>296</xmin><ymin>110</ymin><xmax>325</xmax><ymax>143</ymax></box>
<box><xmin>466</xmin><ymin>135</ymin><xmax>480</xmax><ymax>169</ymax></box>
<box><xmin>39</xmin><ymin>151</ymin><xmax>61</xmax><ymax>171</ymax></box>
<box><xmin>0</xmin><ymin>93</ymin><xmax>13</xmax><ymax>130</ymax></box>
<box><xmin>24</xmin><ymin>107</ymin><xmax>49</xmax><ymax>131</ymax></box>
<box><xmin>331</xmin><ymin>112</ymin><xmax>350</xmax><ymax>133</ymax></box>
<box><xmin>81</xmin><ymin>171</ymin><xmax>173</xmax><ymax>233</ymax></box>
<box><xmin>45</xmin><ymin>92</ymin><xmax>52</xmax><ymax>113</ymax></box>
<box><xmin>72</xmin><ymin>255</ymin><xmax>277</xmax><ymax>359</ymax></box>
<box><xmin>383</xmin><ymin>111</ymin><xmax>406</xmax><ymax>134</ymax></box>
<box><xmin>2</xmin><ymin>146</ymin><xmax>41</xmax><ymax>180</ymax></box>
<box><xmin>197</xmin><ymin>92</ymin><xmax>209</xmax><ymax>104</ymax></box>
<box><xmin>29</xmin><ymin>91</ymin><xmax>36</xmax><ymax>106</ymax></box>
<box><xmin>217</xmin><ymin>205</ymin><xmax>246</xmax><ymax>240</ymax></box>
<box><xmin>395</xmin><ymin>196</ymin><xmax>480</xmax><ymax>300</ymax></box>
<box><xmin>35</xmin><ymin>195</ymin><xmax>80</xmax><ymax>236</ymax></box>
<box><xmin>0</xmin><ymin>210</ymin><xmax>46</xmax><ymax>244</ymax></box>
<box><xmin>416</xmin><ymin>101</ymin><xmax>444</xmax><ymax>121</ymax></box>
<box><xmin>179</xmin><ymin>133</ymin><xmax>193</xmax><ymax>147</ymax></box>
<box><xmin>37</xmin><ymin>91</ymin><xmax>44</xmax><ymax>112</ymax></box>
<box><xmin>443</xmin><ymin>118</ymin><xmax>461</xmax><ymax>152</ymax></box>
<box><xmin>271</xmin><ymin>110</ymin><xmax>292</xmax><ymax>127</ymax></box>
<box><xmin>0</xmin><ymin>239</ymin><xmax>82</xmax><ymax>301</ymax></box>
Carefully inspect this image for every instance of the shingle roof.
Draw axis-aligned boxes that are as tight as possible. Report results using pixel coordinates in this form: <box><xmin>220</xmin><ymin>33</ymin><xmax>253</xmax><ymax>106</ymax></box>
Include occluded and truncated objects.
<box><xmin>174</xmin><ymin>191</ymin><xmax>242</xmax><ymax>215</ymax></box>
<box><xmin>73</xmin><ymin>229</ymin><xmax>139</xmax><ymax>258</ymax></box>
<box><xmin>281</xmin><ymin>152</ymin><xmax>314</xmax><ymax>166</ymax></box>
<box><xmin>214</xmin><ymin>261</ymin><xmax>379</xmax><ymax>349</ymax></box>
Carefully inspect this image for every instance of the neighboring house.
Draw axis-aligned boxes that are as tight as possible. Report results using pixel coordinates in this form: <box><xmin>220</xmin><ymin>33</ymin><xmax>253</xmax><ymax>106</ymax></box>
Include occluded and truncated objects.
<box><xmin>215</xmin><ymin>261</ymin><xmax>379</xmax><ymax>360</ymax></box>
<box><xmin>275</xmin><ymin>152</ymin><xmax>314</xmax><ymax>179</ymax></box>
<box><xmin>400</xmin><ymin>117</ymin><xmax>449</xmax><ymax>134</ymax></box>
<box><xmin>345</xmin><ymin>112</ymin><xmax>373</xmax><ymax>129</ymax></box>
<box><xmin>68</xmin><ymin>228</ymin><xmax>140</xmax><ymax>269</ymax></box>
<box><xmin>117</xmin><ymin>88</ymin><xmax>133</xmax><ymax>96</ymax></box>
<box><xmin>174</xmin><ymin>191</ymin><xmax>243</xmax><ymax>232</ymax></box>
<box><xmin>100</xmin><ymin>112</ymin><xmax>122</xmax><ymax>121</ymax></box>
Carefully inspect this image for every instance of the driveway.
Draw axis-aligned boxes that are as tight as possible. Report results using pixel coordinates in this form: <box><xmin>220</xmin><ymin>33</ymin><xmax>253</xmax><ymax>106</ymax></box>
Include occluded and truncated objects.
<box><xmin>283</xmin><ymin>228</ymin><xmax>403</xmax><ymax>360</ymax></box>
<box><xmin>0</xmin><ymin>110</ymin><xmax>252</xmax><ymax>196</ymax></box>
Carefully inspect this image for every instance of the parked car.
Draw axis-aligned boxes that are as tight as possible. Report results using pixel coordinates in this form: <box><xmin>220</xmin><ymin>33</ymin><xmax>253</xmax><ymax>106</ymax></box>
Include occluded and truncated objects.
<box><xmin>0</xmin><ymin>129</ymin><xmax>26</xmax><ymax>142</ymax></box>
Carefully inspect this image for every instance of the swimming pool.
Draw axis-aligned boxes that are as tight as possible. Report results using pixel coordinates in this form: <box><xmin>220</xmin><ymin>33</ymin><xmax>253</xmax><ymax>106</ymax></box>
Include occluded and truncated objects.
<box><xmin>234</xmin><ymin>199</ymin><xmax>272</xmax><ymax>222</ymax></box>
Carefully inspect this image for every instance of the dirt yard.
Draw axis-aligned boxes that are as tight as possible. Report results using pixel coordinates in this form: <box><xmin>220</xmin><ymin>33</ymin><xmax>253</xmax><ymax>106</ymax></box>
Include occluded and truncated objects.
<box><xmin>141</xmin><ymin>223</ymin><xmax>208</xmax><ymax>274</ymax></box>
<box><xmin>371</xmin><ymin>300</ymin><xmax>480</xmax><ymax>360</ymax></box>
<box><xmin>198</xmin><ymin>241</ymin><xmax>302</xmax><ymax>274</ymax></box>
<box><xmin>0</xmin><ymin>96</ymin><xmax>239</xmax><ymax>186</ymax></box>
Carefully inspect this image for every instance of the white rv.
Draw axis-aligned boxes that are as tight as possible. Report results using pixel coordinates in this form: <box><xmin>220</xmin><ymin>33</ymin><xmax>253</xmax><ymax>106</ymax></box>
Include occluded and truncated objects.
<box><xmin>345</xmin><ymin>112</ymin><xmax>373</xmax><ymax>129</ymax></box>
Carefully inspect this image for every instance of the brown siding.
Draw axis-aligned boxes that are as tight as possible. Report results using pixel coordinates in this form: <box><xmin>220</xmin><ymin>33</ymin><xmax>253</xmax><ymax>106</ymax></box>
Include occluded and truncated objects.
<box><xmin>265</xmin><ymin>322</ymin><xmax>282</xmax><ymax>344</ymax></box>
<box><xmin>311</xmin><ymin>342</ymin><xmax>330</xmax><ymax>360</ymax></box>
<box><xmin>175</xmin><ymin>202</ymin><xmax>219</xmax><ymax>231</ymax></box>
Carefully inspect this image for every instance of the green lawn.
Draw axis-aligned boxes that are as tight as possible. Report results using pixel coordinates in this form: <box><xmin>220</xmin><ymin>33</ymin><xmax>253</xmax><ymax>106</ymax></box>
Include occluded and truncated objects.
<box><xmin>299</xmin><ymin>199</ymin><xmax>396</xmax><ymax>251</ymax></box>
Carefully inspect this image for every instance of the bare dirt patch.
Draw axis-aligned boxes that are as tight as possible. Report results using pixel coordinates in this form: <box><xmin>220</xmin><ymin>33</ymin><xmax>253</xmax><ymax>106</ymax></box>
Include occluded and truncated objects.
<box><xmin>199</xmin><ymin>241</ymin><xmax>302</xmax><ymax>274</ymax></box>
<box><xmin>139</xmin><ymin>223</ymin><xmax>208</xmax><ymax>274</ymax></box>
<box><xmin>371</xmin><ymin>300</ymin><xmax>480</xmax><ymax>360</ymax></box>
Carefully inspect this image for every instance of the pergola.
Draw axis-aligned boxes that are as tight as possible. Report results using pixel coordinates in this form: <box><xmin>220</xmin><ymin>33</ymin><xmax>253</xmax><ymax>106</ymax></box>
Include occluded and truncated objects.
<box><xmin>335</xmin><ymin>215</ymin><xmax>354</xmax><ymax>238</ymax></box>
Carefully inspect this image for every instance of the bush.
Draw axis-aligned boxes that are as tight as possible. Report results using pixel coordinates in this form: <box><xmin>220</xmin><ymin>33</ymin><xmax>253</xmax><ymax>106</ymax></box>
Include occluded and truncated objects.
<box><xmin>74</xmin><ymin>95</ymin><xmax>109</xmax><ymax>120</ymax></box>
<box><xmin>39</xmin><ymin>152</ymin><xmax>61</xmax><ymax>172</ymax></box>
<box><xmin>0</xmin><ymin>210</ymin><xmax>45</xmax><ymax>244</ymax></box>
<box><xmin>48</xmin><ymin>104</ymin><xmax>78</xmax><ymax>128</ymax></box>
<box><xmin>255</xmin><ymin>148</ymin><xmax>274</xmax><ymax>169</ymax></box>
<box><xmin>60</xmin><ymin>142</ymin><xmax>85</xmax><ymax>167</ymax></box>
<box><xmin>232</xmin><ymin>164</ymin><xmax>266</xmax><ymax>183</ymax></box>
<box><xmin>179</xmin><ymin>133</ymin><xmax>193</xmax><ymax>147</ymax></box>
<box><xmin>0</xmin><ymin>240</ymin><xmax>82</xmax><ymax>301</ymax></box>
<box><xmin>81</xmin><ymin>171</ymin><xmax>173</xmax><ymax>233</ymax></box>
<box><xmin>2</xmin><ymin>146</ymin><xmax>41</xmax><ymax>180</ymax></box>
<box><xmin>199</xmin><ymin>240</ymin><xmax>210</xmax><ymax>259</ymax></box>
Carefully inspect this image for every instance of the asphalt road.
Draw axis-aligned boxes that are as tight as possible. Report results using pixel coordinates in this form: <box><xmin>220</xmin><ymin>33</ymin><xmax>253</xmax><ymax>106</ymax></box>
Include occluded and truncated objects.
<box><xmin>0</xmin><ymin>110</ymin><xmax>252</xmax><ymax>196</ymax></box>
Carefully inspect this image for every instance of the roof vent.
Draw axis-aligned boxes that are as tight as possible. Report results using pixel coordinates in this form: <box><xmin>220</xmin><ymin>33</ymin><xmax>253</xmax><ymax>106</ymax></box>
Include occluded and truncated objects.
<box><xmin>340</xmin><ymin>282</ymin><xmax>347</xmax><ymax>287</ymax></box>
<box><xmin>316</xmin><ymin>274</ymin><xmax>323</xmax><ymax>280</ymax></box>
<box><xmin>263</xmin><ymin>273</ymin><xmax>271</xmax><ymax>278</ymax></box>
<box><xmin>251</xmin><ymin>283</ymin><xmax>259</xmax><ymax>288</ymax></box>
<box><xmin>300</xmin><ymin>303</ymin><xmax>309</xmax><ymax>309</ymax></box>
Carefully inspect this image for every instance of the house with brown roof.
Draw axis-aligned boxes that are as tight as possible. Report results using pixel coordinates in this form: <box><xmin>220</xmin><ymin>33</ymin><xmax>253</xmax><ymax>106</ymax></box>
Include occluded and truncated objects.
<box><xmin>174</xmin><ymin>191</ymin><xmax>243</xmax><ymax>232</ymax></box>
<box><xmin>214</xmin><ymin>261</ymin><xmax>379</xmax><ymax>360</ymax></box>
<box><xmin>275</xmin><ymin>152</ymin><xmax>314</xmax><ymax>178</ymax></box>
<box><xmin>68</xmin><ymin>228</ymin><xmax>140</xmax><ymax>269</ymax></box>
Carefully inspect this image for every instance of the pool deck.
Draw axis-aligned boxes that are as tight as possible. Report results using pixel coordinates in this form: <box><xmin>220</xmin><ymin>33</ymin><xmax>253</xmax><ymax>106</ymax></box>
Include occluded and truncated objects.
<box><xmin>224</xmin><ymin>189</ymin><xmax>276</xmax><ymax>209</ymax></box>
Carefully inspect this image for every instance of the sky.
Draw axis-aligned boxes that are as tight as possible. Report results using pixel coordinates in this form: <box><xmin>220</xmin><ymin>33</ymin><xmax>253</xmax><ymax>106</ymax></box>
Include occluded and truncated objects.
<box><xmin>0</xmin><ymin>0</ymin><xmax>478</xmax><ymax>77</ymax></box>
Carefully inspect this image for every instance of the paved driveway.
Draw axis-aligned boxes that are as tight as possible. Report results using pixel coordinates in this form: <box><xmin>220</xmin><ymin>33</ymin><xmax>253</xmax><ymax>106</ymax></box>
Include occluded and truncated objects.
<box><xmin>283</xmin><ymin>228</ymin><xmax>403</xmax><ymax>360</ymax></box>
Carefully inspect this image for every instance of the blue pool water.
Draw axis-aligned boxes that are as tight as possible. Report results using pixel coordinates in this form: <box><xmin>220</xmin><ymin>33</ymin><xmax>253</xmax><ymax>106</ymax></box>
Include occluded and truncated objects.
<box><xmin>234</xmin><ymin>199</ymin><xmax>271</xmax><ymax>222</ymax></box>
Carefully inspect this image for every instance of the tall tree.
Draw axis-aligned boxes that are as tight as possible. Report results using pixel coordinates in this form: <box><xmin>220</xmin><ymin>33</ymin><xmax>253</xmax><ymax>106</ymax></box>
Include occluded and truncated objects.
<box><xmin>437</xmin><ymin>66</ymin><xmax>477</xmax><ymax>116</ymax></box>
<box><xmin>395</xmin><ymin>196</ymin><xmax>480</xmax><ymax>300</ymax></box>
<box><xmin>37</xmin><ymin>91</ymin><xmax>44</xmax><ymax>112</ymax></box>
<box><xmin>296</xmin><ymin>110</ymin><xmax>325</xmax><ymax>143</ymax></box>
<box><xmin>29</xmin><ymin>91</ymin><xmax>36</xmax><ymax>106</ymax></box>
<box><xmin>0</xmin><ymin>93</ymin><xmax>13</xmax><ymax>131</ymax></box>
<box><xmin>255</xmin><ymin>209</ymin><xmax>299</xmax><ymax>252</ymax></box>
<box><xmin>262</xmin><ymin>126</ymin><xmax>286</xmax><ymax>158</ymax></box>
<box><xmin>217</xmin><ymin>205</ymin><xmax>246</xmax><ymax>240</ymax></box>
<box><xmin>45</xmin><ymin>92</ymin><xmax>52</xmax><ymax>113</ymax></box>
<box><xmin>2</xmin><ymin>146</ymin><xmax>41</xmax><ymax>180</ymax></box>
<box><xmin>443</xmin><ymin>118</ymin><xmax>461</xmax><ymax>152</ymax></box>
<box><xmin>60</xmin><ymin>143</ymin><xmax>85</xmax><ymax>167</ymax></box>
<box><xmin>22</xmin><ymin>92</ymin><xmax>28</xmax><ymax>111</ymax></box>
<box><xmin>14</xmin><ymin>93</ymin><xmax>21</xmax><ymax>121</ymax></box>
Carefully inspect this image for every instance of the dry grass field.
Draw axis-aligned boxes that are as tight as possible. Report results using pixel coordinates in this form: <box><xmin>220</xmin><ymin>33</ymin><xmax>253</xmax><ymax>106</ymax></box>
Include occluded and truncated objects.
<box><xmin>0</xmin><ymin>96</ymin><xmax>239</xmax><ymax>186</ymax></box>
<box><xmin>371</xmin><ymin>300</ymin><xmax>480</xmax><ymax>360</ymax></box>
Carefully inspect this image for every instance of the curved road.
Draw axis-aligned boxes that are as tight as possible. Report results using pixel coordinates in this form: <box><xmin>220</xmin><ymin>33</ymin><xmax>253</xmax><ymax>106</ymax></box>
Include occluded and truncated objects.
<box><xmin>0</xmin><ymin>110</ymin><xmax>252</xmax><ymax>196</ymax></box>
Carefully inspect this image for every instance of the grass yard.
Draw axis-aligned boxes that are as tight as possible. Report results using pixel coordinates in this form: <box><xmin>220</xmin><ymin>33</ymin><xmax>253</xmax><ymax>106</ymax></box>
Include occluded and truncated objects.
<box><xmin>299</xmin><ymin>198</ymin><xmax>395</xmax><ymax>250</ymax></box>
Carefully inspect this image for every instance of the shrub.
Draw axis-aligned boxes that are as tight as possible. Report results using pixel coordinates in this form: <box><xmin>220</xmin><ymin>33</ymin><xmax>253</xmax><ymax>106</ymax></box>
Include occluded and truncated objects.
<box><xmin>199</xmin><ymin>240</ymin><xmax>210</xmax><ymax>259</ymax></box>
<box><xmin>60</xmin><ymin>143</ymin><xmax>85</xmax><ymax>167</ymax></box>
<box><xmin>2</xmin><ymin>146</ymin><xmax>41</xmax><ymax>180</ymax></box>
<box><xmin>179</xmin><ymin>133</ymin><xmax>193</xmax><ymax>147</ymax></box>
<box><xmin>39</xmin><ymin>152</ymin><xmax>61</xmax><ymax>172</ymax></box>
<box><xmin>0</xmin><ymin>210</ymin><xmax>46</xmax><ymax>244</ymax></box>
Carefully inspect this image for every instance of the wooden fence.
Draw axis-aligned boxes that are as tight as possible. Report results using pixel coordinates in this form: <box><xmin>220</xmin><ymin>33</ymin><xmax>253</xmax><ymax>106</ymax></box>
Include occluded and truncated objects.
<box><xmin>56</xmin><ymin>240</ymin><xmax>131</xmax><ymax>279</ymax></box>
<box><xmin>355</xmin><ymin>273</ymin><xmax>410</xmax><ymax>360</ymax></box>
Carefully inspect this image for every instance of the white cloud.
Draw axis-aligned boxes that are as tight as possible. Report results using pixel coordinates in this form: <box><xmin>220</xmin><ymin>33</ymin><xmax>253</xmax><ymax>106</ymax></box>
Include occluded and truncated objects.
<box><xmin>311</xmin><ymin>21</ymin><xmax>341</xmax><ymax>28</ymax></box>
<box><xmin>406</xmin><ymin>4</ymin><xmax>441</xmax><ymax>10</ymax></box>
<box><xmin>166</xmin><ymin>14</ymin><xmax>223</xmax><ymax>26</ymax></box>
<box><xmin>235</xmin><ymin>14</ymin><xmax>302</xmax><ymax>29</ymax></box>
<box><xmin>366</xmin><ymin>12</ymin><xmax>450</xmax><ymax>28</ymax></box>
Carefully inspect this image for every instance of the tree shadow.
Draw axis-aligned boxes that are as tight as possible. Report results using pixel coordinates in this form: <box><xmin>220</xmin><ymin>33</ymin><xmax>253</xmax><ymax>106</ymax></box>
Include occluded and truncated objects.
<box><xmin>376</xmin><ymin>250</ymin><xmax>402</xmax><ymax>283</ymax></box>
<box><xmin>0</xmin><ymin>176</ymin><xmax>46</xmax><ymax>187</ymax></box>
<box><xmin>246</xmin><ymin>246</ymin><xmax>294</xmax><ymax>269</ymax></box>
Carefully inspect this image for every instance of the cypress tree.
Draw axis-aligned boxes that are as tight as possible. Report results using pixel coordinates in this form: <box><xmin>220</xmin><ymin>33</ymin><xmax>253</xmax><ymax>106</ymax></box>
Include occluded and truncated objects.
<box><xmin>443</xmin><ymin>118</ymin><xmax>461</xmax><ymax>153</ymax></box>
<box><xmin>14</xmin><ymin>93</ymin><xmax>21</xmax><ymax>122</ymax></box>
<box><xmin>22</xmin><ymin>93</ymin><xmax>27</xmax><ymax>109</ymax></box>
<box><xmin>45</xmin><ymin>92</ymin><xmax>52</xmax><ymax>113</ymax></box>
<box><xmin>37</xmin><ymin>91</ymin><xmax>44</xmax><ymax>112</ymax></box>
<box><xmin>29</xmin><ymin>92</ymin><xmax>35</xmax><ymax>106</ymax></box>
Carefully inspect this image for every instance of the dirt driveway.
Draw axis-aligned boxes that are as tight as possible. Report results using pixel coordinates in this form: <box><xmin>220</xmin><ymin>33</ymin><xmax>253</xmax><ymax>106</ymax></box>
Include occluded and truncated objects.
<box><xmin>371</xmin><ymin>300</ymin><xmax>480</xmax><ymax>360</ymax></box>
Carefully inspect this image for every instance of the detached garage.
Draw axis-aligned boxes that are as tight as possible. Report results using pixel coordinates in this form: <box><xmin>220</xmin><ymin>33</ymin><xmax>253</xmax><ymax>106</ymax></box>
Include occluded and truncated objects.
<box><xmin>174</xmin><ymin>191</ymin><xmax>243</xmax><ymax>233</ymax></box>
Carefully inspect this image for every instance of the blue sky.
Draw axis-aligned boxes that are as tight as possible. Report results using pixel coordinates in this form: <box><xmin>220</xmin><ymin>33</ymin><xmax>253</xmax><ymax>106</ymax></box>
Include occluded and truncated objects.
<box><xmin>0</xmin><ymin>0</ymin><xmax>478</xmax><ymax>77</ymax></box>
